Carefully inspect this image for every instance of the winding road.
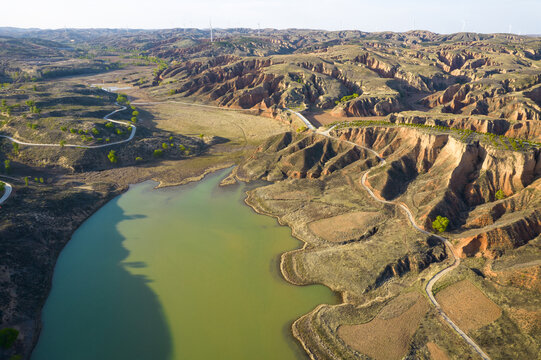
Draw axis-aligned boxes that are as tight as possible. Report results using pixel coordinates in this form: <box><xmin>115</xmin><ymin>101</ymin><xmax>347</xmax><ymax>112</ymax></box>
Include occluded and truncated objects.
<box><xmin>0</xmin><ymin>89</ymin><xmax>134</xmax><ymax>205</ymax></box>
<box><xmin>0</xmin><ymin>180</ymin><xmax>12</xmax><ymax>205</ymax></box>
<box><xmin>0</xmin><ymin>104</ymin><xmax>134</xmax><ymax>149</ymax></box>
<box><xmin>292</xmin><ymin>111</ymin><xmax>491</xmax><ymax>360</ymax></box>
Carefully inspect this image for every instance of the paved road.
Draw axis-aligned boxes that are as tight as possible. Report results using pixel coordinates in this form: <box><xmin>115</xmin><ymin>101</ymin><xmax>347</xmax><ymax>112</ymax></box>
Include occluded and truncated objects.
<box><xmin>0</xmin><ymin>104</ymin><xmax>133</xmax><ymax>149</ymax></box>
<box><xmin>0</xmin><ymin>181</ymin><xmax>12</xmax><ymax>205</ymax></box>
<box><xmin>286</xmin><ymin>108</ymin><xmax>316</xmax><ymax>130</ymax></box>
<box><xmin>291</xmin><ymin>111</ymin><xmax>491</xmax><ymax>360</ymax></box>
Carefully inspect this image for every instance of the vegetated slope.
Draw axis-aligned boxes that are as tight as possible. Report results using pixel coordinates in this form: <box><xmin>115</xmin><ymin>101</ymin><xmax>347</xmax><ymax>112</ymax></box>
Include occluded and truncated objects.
<box><xmin>235</xmin><ymin>127</ymin><xmax>541</xmax><ymax>359</ymax></box>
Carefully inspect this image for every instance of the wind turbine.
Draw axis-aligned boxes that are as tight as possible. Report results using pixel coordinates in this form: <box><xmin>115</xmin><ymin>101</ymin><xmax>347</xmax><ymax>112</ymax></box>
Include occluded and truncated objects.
<box><xmin>210</xmin><ymin>19</ymin><xmax>213</xmax><ymax>42</ymax></box>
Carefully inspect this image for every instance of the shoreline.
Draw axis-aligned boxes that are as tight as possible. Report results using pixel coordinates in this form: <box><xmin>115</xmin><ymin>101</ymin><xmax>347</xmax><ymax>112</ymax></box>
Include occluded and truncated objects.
<box><xmin>25</xmin><ymin>163</ymin><xmax>236</xmax><ymax>359</ymax></box>
<box><xmin>28</xmin><ymin>163</ymin><xmax>332</xmax><ymax>360</ymax></box>
<box><xmin>240</xmin><ymin>179</ymin><xmax>346</xmax><ymax>359</ymax></box>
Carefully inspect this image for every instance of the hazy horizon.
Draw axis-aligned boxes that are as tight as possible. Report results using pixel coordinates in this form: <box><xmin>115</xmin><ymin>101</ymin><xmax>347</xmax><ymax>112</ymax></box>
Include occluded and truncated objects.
<box><xmin>2</xmin><ymin>0</ymin><xmax>541</xmax><ymax>35</ymax></box>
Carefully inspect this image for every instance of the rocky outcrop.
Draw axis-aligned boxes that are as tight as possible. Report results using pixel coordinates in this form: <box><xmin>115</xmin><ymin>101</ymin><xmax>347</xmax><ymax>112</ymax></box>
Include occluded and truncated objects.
<box><xmin>334</xmin><ymin>126</ymin><xmax>541</xmax><ymax>256</ymax></box>
<box><xmin>456</xmin><ymin>211</ymin><xmax>541</xmax><ymax>258</ymax></box>
<box><xmin>389</xmin><ymin>113</ymin><xmax>541</xmax><ymax>141</ymax></box>
<box><xmin>372</xmin><ymin>246</ymin><xmax>447</xmax><ymax>288</ymax></box>
<box><xmin>331</xmin><ymin>96</ymin><xmax>400</xmax><ymax>117</ymax></box>
<box><xmin>421</xmin><ymin>80</ymin><xmax>541</xmax><ymax>122</ymax></box>
<box><xmin>236</xmin><ymin>132</ymin><xmax>377</xmax><ymax>181</ymax></box>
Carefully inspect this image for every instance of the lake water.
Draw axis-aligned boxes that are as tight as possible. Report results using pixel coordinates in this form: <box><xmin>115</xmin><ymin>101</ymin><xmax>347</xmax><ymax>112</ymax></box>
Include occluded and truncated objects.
<box><xmin>32</xmin><ymin>170</ymin><xmax>335</xmax><ymax>360</ymax></box>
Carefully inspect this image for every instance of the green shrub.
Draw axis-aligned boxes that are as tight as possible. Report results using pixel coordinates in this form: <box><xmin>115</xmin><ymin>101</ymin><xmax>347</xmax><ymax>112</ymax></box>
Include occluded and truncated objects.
<box><xmin>116</xmin><ymin>94</ymin><xmax>128</xmax><ymax>104</ymax></box>
<box><xmin>60</xmin><ymin>140</ymin><xmax>66</xmax><ymax>147</ymax></box>
<box><xmin>153</xmin><ymin>149</ymin><xmax>163</xmax><ymax>157</ymax></box>
<box><xmin>0</xmin><ymin>328</ymin><xmax>19</xmax><ymax>349</ymax></box>
<box><xmin>432</xmin><ymin>216</ymin><xmax>449</xmax><ymax>233</ymax></box>
<box><xmin>24</xmin><ymin>176</ymin><xmax>29</xmax><ymax>186</ymax></box>
<box><xmin>92</xmin><ymin>128</ymin><xmax>99</xmax><ymax>135</ymax></box>
<box><xmin>162</xmin><ymin>142</ymin><xmax>169</xmax><ymax>149</ymax></box>
<box><xmin>39</xmin><ymin>177</ymin><xmax>44</xmax><ymax>183</ymax></box>
<box><xmin>60</xmin><ymin>126</ymin><xmax>67</xmax><ymax>132</ymax></box>
<box><xmin>70</xmin><ymin>128</ymin><xmax>77</xmax><ymax>134</ymax></box>
<box><xmin>495</xmin><ymin>189</ymin><xmax>506</xmax><ymax>200</ymax></box>
<box><xmin>107</xmin><ymin>150</ymin><xmax>118</xmax><ymax>164</ymax></box>
<box><xmin>0</xmin><ymin>182</ymin><xmax>4</xmax><ymax>192</ymax></box>
<box><xmin>135</xmin><ymin>156</ymin><xmax>143</xmax><ymax>161</ymax></box>
<box><xmin>105</xmin><ymin>122</ymin><xmax>114</xmax><ymax>128</ymax></box>
<box><xmin>336</xmin><ymin>93</ymin><xmax>359</xmax><ymax>104</ymax></box>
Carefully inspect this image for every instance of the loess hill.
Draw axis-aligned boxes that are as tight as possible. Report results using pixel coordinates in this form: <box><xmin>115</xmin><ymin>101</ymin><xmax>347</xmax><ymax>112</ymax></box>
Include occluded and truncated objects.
<box><xmin>0</xmin><ymin>27</ymin><xmax>540</xmax><ymax>360</ymax></box>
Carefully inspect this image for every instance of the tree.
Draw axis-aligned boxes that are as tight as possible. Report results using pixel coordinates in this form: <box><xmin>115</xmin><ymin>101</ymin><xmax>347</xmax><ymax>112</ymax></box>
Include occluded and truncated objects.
<box><xmin>432</xmin><ymin>216</ymin><xmax>449</xmax><ymax>233</ymax></box>
<box><xmin>107</xmin><ymin>150</ymin><xmax>118</xmax><ymax>164</ymax></box>
<box><xmin>0</xmin><ymin>328</ymin><xmax>19</xmax><ymax>349</ymax></box>
<box><xmin>495</xmin><ymin>189</ymin><xmax>506</xmax><ymax>200</ymax></box>
<box><xmin>116</xmin><ymin>94</ymin><xmax>128</xmax><ymax>104</ymax></box>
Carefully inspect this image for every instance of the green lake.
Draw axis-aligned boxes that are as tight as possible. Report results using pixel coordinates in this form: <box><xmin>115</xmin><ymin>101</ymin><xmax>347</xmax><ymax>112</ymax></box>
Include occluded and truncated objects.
<box><xmin>32</xmin><ymin>170</ymin><xmax>335</xmax><ymax>360</ymax></box>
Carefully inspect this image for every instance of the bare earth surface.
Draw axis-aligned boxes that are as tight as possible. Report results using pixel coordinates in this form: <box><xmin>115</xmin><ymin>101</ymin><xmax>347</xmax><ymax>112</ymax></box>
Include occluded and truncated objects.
<box><xmin>427</xmin><ymin>342</ymin><xmax>451</xmax><ymax>360</ymax></box>
<box><xmin>308</xmin><ymin>211</ymin><xmax>378</xmax><ymax>242</ymax></box>
<box><xmin>435</xmin><ymin>280</ymin><xmax>502</xmax><ymax>332</ymax></box>
<box><xmin>337</xmin><ymin>292</ymin><xmax>429</xmax><ymax>360</ymax></box>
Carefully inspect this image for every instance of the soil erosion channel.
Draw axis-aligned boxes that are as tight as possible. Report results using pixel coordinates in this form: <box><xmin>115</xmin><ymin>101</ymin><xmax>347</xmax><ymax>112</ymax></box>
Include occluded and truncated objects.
<box><xmin>31</xmin><ymin>170</ymin><xmax>335</xmax><ymax>360</ymax></box>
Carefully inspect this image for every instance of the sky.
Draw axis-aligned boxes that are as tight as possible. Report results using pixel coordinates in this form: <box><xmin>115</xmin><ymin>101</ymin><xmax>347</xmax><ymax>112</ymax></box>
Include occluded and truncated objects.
<box><xmin>2</xmin><ymin>0</ymin><xmax>540</xmax><ymax>35</ymax></box>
